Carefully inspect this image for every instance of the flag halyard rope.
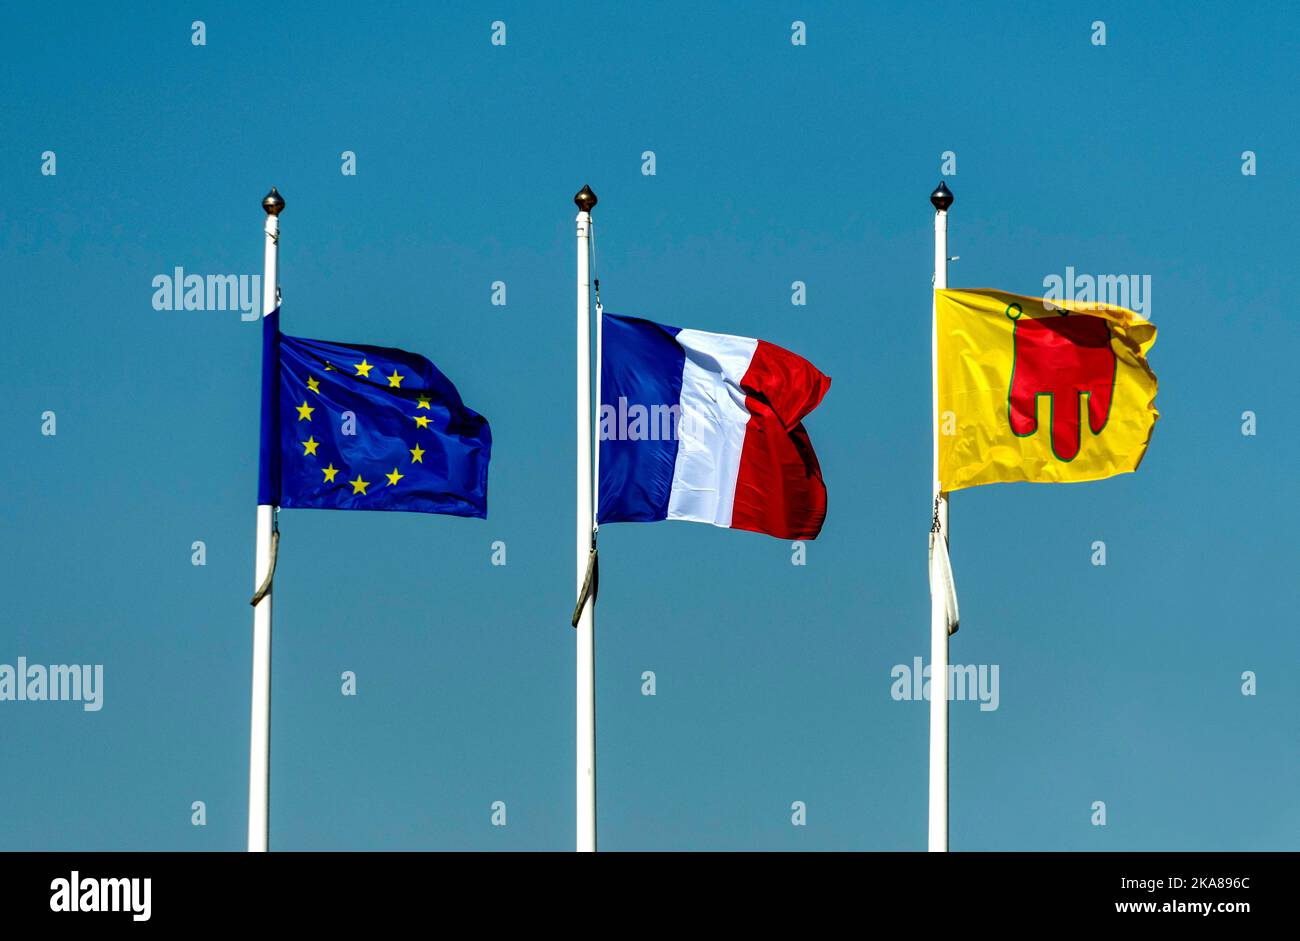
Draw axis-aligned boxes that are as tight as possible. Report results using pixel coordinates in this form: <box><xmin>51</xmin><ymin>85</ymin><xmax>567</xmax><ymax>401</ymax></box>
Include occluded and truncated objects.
<box><xmin>572</xmin><ymin>541</ymin><xmax>598</xmax><ymax>628</ymax></box>
<box><xmin>928</xmin><ymin>496</ymin><xmax>959</xmax><ymax>635</ymax></box>
<box><xmin>249</xmin><ymin>511</ymin><xmax>280</xmax><ymax>606</ymax></box>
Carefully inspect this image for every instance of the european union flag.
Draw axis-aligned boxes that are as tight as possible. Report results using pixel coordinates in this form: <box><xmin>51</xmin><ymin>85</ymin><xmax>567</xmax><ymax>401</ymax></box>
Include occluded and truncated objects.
<box><xmin>258</xmin><ymin>310</ymin><xmax>490</xmax><ymax>517</ymax></box>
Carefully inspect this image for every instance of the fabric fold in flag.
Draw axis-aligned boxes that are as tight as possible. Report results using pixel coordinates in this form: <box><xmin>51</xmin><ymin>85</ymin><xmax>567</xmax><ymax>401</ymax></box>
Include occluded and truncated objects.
<box><xmin>597</xmin><ymin>313</ymin><xmax>830</xmax><ymax>539</ymax></box>
<box><xmin>257</xmin><ymin>309</ymin><xmax>491</xmax><ymax>518</ymax></box>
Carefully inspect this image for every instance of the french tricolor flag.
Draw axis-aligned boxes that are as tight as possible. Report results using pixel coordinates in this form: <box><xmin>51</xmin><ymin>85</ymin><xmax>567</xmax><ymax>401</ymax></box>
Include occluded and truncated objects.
<box><xmin>597</xmin><ymin>313</ymin><xmax>830</xmax><ymax>539</ymax></box>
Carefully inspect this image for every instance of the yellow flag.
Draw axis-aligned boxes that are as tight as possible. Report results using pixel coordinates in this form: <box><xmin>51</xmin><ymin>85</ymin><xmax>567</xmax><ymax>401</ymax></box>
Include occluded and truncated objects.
<box><xmin>936</xmin><ymin>289</ymin><xmax>1158</xmax><ymax>492</ymax></box>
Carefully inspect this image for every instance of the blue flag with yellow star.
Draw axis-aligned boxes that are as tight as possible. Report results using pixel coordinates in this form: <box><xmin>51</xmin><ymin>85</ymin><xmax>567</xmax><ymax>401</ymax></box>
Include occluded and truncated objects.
<box><xmin>258</xmin><ymin>310</ymin><xmax>491</xmax><ymax>517</ymax></box>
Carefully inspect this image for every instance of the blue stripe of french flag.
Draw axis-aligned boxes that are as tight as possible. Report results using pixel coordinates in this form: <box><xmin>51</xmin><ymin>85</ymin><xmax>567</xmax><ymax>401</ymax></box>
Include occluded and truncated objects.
<box><xmin>597</xmin><ymin>313</ymin><xmax>830</xmax><ymax>539</ymax></box>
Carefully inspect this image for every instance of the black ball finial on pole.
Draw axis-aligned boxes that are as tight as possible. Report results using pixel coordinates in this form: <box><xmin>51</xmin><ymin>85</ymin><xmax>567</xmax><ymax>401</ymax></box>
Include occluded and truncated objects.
<box><xmin>262</xmin><ymin>186</ymin><xmax>285</xmax><ymax>216</ymax></box>
<box><xmin>930</xmin><ymin>181</ymin><xmax>953</xmax><ymax>212</ymax></box>
<box><xmin>574</xmin><ymin>184</ymin><xmax>598</xmax><ymax>213</ymax></box>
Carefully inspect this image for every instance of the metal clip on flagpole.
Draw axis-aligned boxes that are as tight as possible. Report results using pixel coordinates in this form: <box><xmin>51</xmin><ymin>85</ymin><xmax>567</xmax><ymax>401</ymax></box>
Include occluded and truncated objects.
<box><xmin>928</xmin><ymin>181</ymin><xmax>953</xmax><ymax>853</ymax></box>
<box><xmin>573</xmin><ymin>184</ymin><xmax>599</xmax><ymax>852</ymax></box>
<box><xmin>248</xmin><ymin>186</ymin><xmax>284</xmax><ymax>854</ymax></box>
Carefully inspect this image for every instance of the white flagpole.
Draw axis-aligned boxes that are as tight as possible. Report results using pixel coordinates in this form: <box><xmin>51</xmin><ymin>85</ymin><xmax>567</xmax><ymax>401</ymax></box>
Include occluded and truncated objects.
<box><xmin>248</xmin><ymin>186</ymin><xmax>283</xmax><ymax>853</ymax></box>
<box><xmin>574</xmin><ymin>184</ymin><xmax>598</xmax><ymax>852</ymax></box>
<box><xmin>928</xmin><ymin>181</ymin><xmax>953</xmax><ymax>852</ymax></box>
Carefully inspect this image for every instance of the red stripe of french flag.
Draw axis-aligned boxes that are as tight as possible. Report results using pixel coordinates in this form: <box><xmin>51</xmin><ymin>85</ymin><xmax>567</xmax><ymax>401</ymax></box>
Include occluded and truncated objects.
<box><xmin>731</xmin><ymin>339</ymin><xmax>831</xmax><ymax>539</ymax></box>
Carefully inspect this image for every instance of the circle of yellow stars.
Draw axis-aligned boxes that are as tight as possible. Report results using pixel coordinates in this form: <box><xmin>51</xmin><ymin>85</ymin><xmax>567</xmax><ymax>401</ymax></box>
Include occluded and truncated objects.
<box><xmin>294</xmin><ymin>360</ymin><xmax>434</xmax><ymax>498</ymax></box>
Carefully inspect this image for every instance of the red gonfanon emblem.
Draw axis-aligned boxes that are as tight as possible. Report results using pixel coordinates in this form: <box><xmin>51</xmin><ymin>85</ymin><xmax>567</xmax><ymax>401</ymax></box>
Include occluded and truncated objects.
<box><xmin>1006</xmin><ymin>305</ymin><xmax>1117</xmax><ymax>462</ymax></box>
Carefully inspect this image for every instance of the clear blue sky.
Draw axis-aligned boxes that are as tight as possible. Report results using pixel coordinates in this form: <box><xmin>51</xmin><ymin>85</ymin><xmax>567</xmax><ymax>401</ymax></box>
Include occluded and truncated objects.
<box><xmin>1</xmin><ymin>1</ymin><xmax>1296</xmax><ymax>850</ymax></box>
